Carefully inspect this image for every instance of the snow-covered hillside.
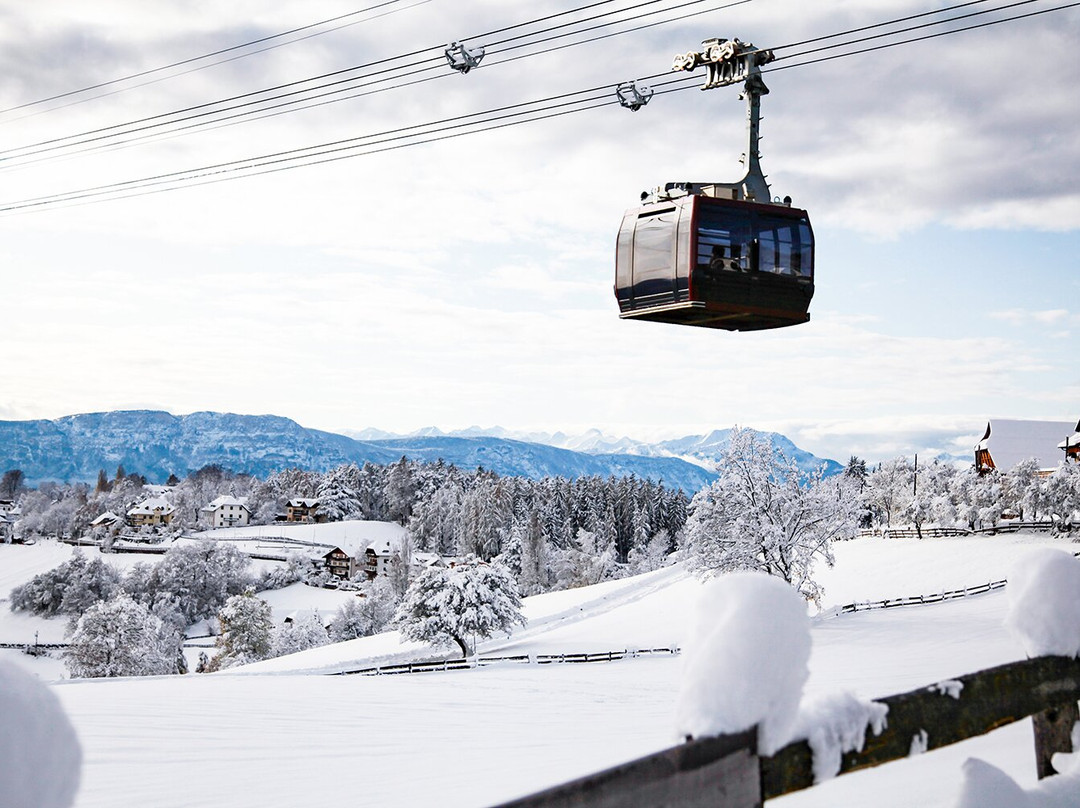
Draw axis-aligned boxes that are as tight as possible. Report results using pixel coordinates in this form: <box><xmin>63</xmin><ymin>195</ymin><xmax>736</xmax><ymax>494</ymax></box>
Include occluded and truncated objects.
<box><xmin>1</xmin><ymin>532</ymin><xmax>1076</xmax><ymax>807</ymax></box>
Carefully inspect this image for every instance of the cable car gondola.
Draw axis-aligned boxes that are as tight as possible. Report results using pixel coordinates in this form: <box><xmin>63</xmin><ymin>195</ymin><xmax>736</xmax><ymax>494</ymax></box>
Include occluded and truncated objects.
<box><xmin>614</xmin><ymin>38</ymin><xmax>815</xmax><ymax>332</ymax></box>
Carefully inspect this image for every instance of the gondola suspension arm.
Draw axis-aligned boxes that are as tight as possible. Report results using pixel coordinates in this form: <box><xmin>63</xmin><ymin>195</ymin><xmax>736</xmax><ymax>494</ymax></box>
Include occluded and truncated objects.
<box><xmin>653</xmin><ymin>38</ymin><xmax>778</xmax><ymax>205</ymax></box>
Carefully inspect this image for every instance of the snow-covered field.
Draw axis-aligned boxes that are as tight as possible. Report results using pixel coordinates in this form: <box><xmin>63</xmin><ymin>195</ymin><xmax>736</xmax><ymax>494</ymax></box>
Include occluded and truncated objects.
<box><xmin>1</xmin><ymin>531</ymin><xmax>1077</xmax><ymax>807</ymax></box>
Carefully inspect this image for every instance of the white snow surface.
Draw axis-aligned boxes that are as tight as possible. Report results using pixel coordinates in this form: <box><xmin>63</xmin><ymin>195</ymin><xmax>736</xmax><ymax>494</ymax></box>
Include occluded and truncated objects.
<box><xmin>0</xmin><ymin>659</ymin><xmax>81</xmax><ymax>808</ymax></box>
<box><xmin>1004</xmin><ymin>548</ymin><xmax>1080</xmax><ymax>658</ymax></box>
<box><xmin>674</xmin><ymin>572</ymin><xmax>811</xmax><ymax>754</ymax></box>
<box><xmin>3</xmin><ymin>531</ymin><xmax>1080</xmax><ymax>807</ymax></box>
<box><xmin>954</xmin><ymin>754</ymin><xmax>1080</xmax><ymax>808</ymax></box>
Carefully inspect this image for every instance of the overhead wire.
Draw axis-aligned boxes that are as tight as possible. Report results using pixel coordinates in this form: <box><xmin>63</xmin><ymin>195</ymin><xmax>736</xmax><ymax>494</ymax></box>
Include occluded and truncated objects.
<box><xmin>0</xmin><ymin>0</ymin><xmax>431</xmax><ymax>118</ymax></box>
<box><xmin>768</xmin><ymin>0</ymin><xmax>1079</xmax><ymax>70</ymax></box>
<box><xmin>0</xmin><ymin>0</ymin><xmax>702</xmax><ymax>166</ymax></box>
<box><xmin>87</xmin><ymin>0</ymin><xmax>751</xmax><ymax>162</ymax></box>
<box><xmin>1</xmin><ymin>0</ymin><xmax>1076</xmax><ymax>215</ymax></box>
<box><xmin>772</xmin><ymin>0</ymin><xmax>1049</xmax><ymax>63</ymax></box>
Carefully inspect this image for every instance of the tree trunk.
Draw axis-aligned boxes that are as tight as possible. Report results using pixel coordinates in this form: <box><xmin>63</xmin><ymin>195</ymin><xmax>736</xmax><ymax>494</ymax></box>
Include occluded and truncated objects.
<box><xmin>454</xmin><ymin>635</ymin><xmax>471</xmax><ymax>659</ymax></box>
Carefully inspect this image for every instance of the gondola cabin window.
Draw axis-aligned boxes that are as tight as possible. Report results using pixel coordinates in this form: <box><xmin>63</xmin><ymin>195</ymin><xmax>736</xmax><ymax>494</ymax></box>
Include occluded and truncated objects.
<box><xmin>757</xmin><ymin>218</ymin><xmax>813</xmax><ymax>278</ymax></box>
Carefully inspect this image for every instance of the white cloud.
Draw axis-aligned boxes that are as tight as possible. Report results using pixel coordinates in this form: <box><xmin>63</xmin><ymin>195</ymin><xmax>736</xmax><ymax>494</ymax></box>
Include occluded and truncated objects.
<box><xmin>989</xmin><ymin>309</ymin><xmax>1071</xmax><ymax>326</ymax></box>
<box><xmin>1</xmin><ymin>0</ymin><xmax>1077</xmax><ymax>460</ymax></box>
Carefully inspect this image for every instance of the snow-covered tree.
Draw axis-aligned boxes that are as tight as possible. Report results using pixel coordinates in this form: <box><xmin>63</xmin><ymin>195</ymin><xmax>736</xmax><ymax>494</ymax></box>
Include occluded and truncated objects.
<box><xmin>146</xmin><ymin>541</ymin><xmax>252</xmax><ymax>624</ymax></box>
<box><xmin>10</xmin><ymin>553</ymin><xmax>121</xmax><ymax>616</ymax></box>
<box><xmin>1042</xmin><ymin>462</ymin><xmax>1080</xmax><ymax>533</ymax></box>
<box><xmin>683</xmin><ymin>427</ymin><xmax>859</xmax><ymax>604</ymax></box>
<box><xmin>627</xmin><ymin>528</ymin><xmax>672</xmax><ymax>575</ymax></box>
<box><xmin>65</xmin><ymin>593</ymin><xmax>182</xmax><ymax>678</ymax></box>
<box><xmin>385</xmin><ymin>457</ymin><xmax>417</xmax><ymax>525</ymax></box>
<box><xmin>1005</xmin><ymin>458</ymin><xmax>1044</xmax><ymax>521</ymax></box>
<box><xmin>272</xmin><ymin>612</ymin><xmax>329</xmax><ymax>658</ymax></box>
<box><xmin>316</xmin><ymin>464</ymin><xmax>364</xmax><ymax>522</ymax></box>
<box><xmin>865</xmin><ymin>457</ymin><xmax>914</xmax><ymax>528</ymax></box>
<box><xmin>407</xmin><ymin>482</ymin><xmax>463</xmax><ymax>554</ymax></box>
<box><xmin>209</xmin><ymin>590</ymin><xmax>274</xmax><ymax>670</ymax></box>
<box><xmin>392</xmin><ymin>556</ymin><xmax>526</xmax><ymax>658</ymax></box>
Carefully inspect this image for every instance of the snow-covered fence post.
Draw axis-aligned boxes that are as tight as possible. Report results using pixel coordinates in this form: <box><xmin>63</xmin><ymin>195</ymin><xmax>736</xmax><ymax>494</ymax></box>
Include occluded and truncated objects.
<box><xmin>1033</xmin><ymin>701</ymin><xmax>1080</xmax><ymax>780</ymax></box>
<box><xmin>1004</xmin><ymin>547</ymin><xmax>1080</xmax><ymax>780</ymax></box>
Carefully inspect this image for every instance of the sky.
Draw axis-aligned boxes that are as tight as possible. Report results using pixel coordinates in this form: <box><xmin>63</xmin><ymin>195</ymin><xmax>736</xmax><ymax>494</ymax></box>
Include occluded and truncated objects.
<box><xmin>1</xmin><ymin>0</ymin><xmax>1077</xmax><ymax>465</ymax></box>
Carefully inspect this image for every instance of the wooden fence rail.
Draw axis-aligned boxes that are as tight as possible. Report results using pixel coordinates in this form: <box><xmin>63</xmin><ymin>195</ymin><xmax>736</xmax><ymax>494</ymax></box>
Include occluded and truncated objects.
<box><xmin>495</xmin><ymin>655</ymin><xmax>1080</xmax><ymax>808</ymax></box>
<box><xmin>338</xmin><ymin>648</ymin><xmax>681</xmax><ymax>677</ymax></box>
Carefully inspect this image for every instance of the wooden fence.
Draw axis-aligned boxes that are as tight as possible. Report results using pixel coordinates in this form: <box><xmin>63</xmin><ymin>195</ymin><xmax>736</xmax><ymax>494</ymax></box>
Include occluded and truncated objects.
<box><xmin>857</xmin><ymin>522</ymin><xmax>1057</xmax><ymax>540</ymax></box>
<box><xmin>831</xmin><ymin>579</ymin><xmax>1008</xmax><ymax>616</ymax></box>
<box><xmin>338</xmin><ymin>648</ymin><xmax>681</xmax><ymax>677</ymax></box>
<box><xmin>495</xmin><ymin>655</ymin><xmax>1080</xmax><ymax>807</ymax></box>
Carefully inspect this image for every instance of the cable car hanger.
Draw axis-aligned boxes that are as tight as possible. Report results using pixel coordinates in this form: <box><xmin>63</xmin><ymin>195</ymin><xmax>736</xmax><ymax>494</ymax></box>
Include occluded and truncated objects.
<box><xmin>614</xmin><ymin>37</ymin><xmax>815</xmax><ymax>332</ymax></box>
<box><xmin>661</xmin><ymin>37</ymin><xmax>776</xmax><ymax>205</ymax></box>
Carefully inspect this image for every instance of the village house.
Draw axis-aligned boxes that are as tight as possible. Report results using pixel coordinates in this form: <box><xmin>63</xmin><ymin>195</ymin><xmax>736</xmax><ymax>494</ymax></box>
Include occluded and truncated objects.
<box><xmin>1058</xmin><ymin>419</ymin><xmax>1080</xmax><ymax>464</ymax></box>
<box><xmin>302</xmin><ymin>521</ymin><xmax>448</xmax><ymax>581</ymax></box>
<box><xmin>974</xmin><ymin>418</ymin><xmax>1078</xmax><ymax>474</ymax></box>
<box><xmin>200</xmin><ymin>495</ymin><xmax>251</xmax><ymax>528</ymax></box>
<box><xmin>286</xmin><ymin>498</ymin><xmax>324</xmax><ymax>523</ymax></box>
<box><xmin>126</xmin><ymin>496</ymin><xmax>176</xmax><ymax>528</ymax></box>
<box><xmin>0</xmin><ymin>499</ymin><xmax>19</xmax><ymax>542</ymax></box>
<box><xmin>322</xmin><ymin>546</ymin><xmax>355</xmax><ymax>580</ymax></box>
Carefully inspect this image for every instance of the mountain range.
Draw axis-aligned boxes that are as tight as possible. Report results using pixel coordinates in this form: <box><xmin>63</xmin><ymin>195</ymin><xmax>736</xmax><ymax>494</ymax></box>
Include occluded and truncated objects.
<box><xmin>0</xmin><ymin>411</ymin><xmax>842</xmax><ymax>492</ymax></box>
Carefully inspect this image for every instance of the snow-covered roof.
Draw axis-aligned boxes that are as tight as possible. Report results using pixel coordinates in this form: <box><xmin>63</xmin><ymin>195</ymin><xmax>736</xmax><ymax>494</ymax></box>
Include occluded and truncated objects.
<box><xmin>288</xmin><ymin>498</ymin><xmax>320</xmax><ymax>508</ymax></box>
<box><xmin>191</xmin><ymin>519</ymin><xmax>408</xmax><ymax>558</ymax></box>
<box><xmin>1055</xmin><ymin>419</ymin><xmax>1080</xmax><ymax>450</ymax></box>
<box><xmin>127</xmin><ymin>496</ymin><xmax>176</xmax><ymax>516</ymax></box>
<box><xmin>201</xmin><ymin>495</ymin><xmax>250</xmax><ymax>512</ymax></box>
<box><xmin>974</xmin><ymin>418</ymin><xmax>1075</xmax><ymax>471</ymax></box>
<box><xmin>365</xmin><ymin>532</ymin><xmax>408</xmax><ymax>557</ymax></box>
<box><xmin>90</xmin><ymin>511</ymin><xmax>120</xmax><ymax>526</ymax></box>
<box><xmin>412</xmin><ymin>552</ymin><xmax>445</xmax><ymax>568</ymax></box>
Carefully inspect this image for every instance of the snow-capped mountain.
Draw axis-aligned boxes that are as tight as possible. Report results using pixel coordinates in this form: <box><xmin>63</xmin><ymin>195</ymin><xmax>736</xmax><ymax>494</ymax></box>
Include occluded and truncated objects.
<box><xmin>346</xmin><ymin>425</ymin><xmax>844</xmax><ymax>478</ymax></box>
<box><xmin>0</xmin><ymin>411</ymin><xmax>841</xmax><ymax>491</ymax></box>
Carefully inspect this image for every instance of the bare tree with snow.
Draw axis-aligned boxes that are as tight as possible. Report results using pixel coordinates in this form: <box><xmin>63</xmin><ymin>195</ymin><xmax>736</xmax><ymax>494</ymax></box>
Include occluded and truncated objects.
<box><xmin>683</xmin><ymin>427</ymin><xmax>860</xmax><ymax>604</ymax></box>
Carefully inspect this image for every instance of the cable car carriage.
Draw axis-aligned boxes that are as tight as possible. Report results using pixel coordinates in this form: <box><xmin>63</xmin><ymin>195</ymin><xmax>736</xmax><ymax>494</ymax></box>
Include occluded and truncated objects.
<box><xmin>614</xmin><ymin>39</ymin><xmax>814</xmax><ymax>331</ymax></box>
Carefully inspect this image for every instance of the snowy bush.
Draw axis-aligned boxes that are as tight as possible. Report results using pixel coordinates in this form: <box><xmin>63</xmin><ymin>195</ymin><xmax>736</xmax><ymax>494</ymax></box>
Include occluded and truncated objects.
<box><xmin>392</xmin><ymin>556</ymin><xmax>527</xmax><ymax>658</ymax></box>
<box><xmin>674</xmin><ymin>571</ymin><xmax>811</xmax><ymax>754</ymax></box>
<box><xmin>0</xmin><ymin>660</ymin><xmax>82</xmax><ymax>808</ymax></box>
<box><xmin>272</xmin><ymin>612</ymin><xmax>330</xmax><ymax>658</ymax></box>
<box><xmin>256</xmin><ymin>553</ymin><xmax>309</xmax><ymax>591</ymax></box>
<box><xmin>329</xmin><ymin>577</ymin><xmax>398</xmax><ymax>641</ymax></box>
<box><xmin>65</xmin><ymin>593</ymin><xmax>184</xmax><ymax>678</ymax></box>
<box><xmin>10</xmin><ymin>553</ymin><xmax>121</xmax><ymax>616</ymax></box>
